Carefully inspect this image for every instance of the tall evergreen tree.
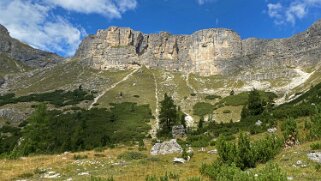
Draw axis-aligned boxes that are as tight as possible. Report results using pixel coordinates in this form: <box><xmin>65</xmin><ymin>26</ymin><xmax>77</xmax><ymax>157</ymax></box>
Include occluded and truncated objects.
<box><xmin>241</xmin><ymin>89</ymin><xmax>264</xmax><ymax>119</ymax></box>
<box><xmin>159</xmin><ymin>93</ymin><xmax>178</xmax><ymax>133</ymax></box>
<box><xmin>248</xmin><ymin>89</ymin><xmax>264</xmax><ymax>116</ymax></box>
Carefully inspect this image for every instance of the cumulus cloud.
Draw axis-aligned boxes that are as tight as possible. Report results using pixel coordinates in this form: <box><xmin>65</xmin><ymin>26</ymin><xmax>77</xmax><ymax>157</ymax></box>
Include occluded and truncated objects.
<box><xmin>0</xmin><ymin>0</ymin><xmax>137</xmax><ymax>56</ymax></box>
<box><xmin>267</xmin><ymin>0</ymin><xmax>321</xmax><ymax>25</ymax></box>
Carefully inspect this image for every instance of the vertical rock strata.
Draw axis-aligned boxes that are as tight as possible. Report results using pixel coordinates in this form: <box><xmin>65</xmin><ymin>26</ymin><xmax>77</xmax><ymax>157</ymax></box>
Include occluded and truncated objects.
<box><xmin>75</xmin><ymin>19</ymin><xmax>321</xmax><ymax>76</ymax></box>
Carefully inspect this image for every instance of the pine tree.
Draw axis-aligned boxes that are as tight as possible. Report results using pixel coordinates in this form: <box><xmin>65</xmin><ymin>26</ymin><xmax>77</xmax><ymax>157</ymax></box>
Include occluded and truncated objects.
<box><xmin>159</xmin><ymin>93</ymin><xmax>178</xmax><ymax>134</ymax></box>
<box><xmin>198</xmin><ymin>116</ymin><xmax>204</xmax><ymax>130</ymax></box>
<box><xmin>181</xmin><ymin>114</ymin><xmax>187</xmax><ymax>128</ymax></box>
<box><xmin>248</xmin><ymin>89</ymin><xmax>264</xmax><ymax>116</ymax></box>
<box><xmin>19</xmin><ymin>104</ymin><xmax>51</xmax><ymax>155</ymax></box>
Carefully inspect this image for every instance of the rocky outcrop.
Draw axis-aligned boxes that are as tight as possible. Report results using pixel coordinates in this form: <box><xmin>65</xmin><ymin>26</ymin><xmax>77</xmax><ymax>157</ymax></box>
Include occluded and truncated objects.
<box><xmin>0</xmin><ymin>24</ymin><xmax>62</xmax><ymax>68</ymax></box>
<box><xmin>150</xmin><ymin>139</ymin><xmax>183</xmax><ymax>155</ymax></box>
<box><xmin>0</xmin><ymin>108</ymin><xmax>26</xmax><ymax>123</ymax></box>
<box><xmin>75</xmin><ymin>19</ymin><xmax>321</xmax><ymax>77</ymax></box>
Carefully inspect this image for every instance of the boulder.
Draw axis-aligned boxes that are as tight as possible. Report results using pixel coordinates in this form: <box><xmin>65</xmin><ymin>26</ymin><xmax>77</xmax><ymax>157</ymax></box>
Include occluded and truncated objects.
<box><xmin>150</xmin><ymin>139</ymin><xmax>183</xmax><ymax>155</ymax></box>
<box><xmin>172</xmin><ymin>125</ymin><xmax>186</xmax><ymax>138</ymax></box>
<box><xmin>255</xmin><ymin>120</ymin><xmax>262</xmax><ymax>126</ymax></box>
<box><xmin>307</xmin><ymin>152</ymin><xmax>321</xmax><ymax>163</ymax></box>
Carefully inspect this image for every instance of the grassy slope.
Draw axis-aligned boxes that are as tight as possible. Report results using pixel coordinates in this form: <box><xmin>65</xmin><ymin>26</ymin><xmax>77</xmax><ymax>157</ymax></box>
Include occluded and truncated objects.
<box><xmin>0</xmin><ymin>54</ymin><xmax>30</xmax><ymax>77</ymax></box>
<box><xmin>0</xmin><ymin>142</ymin><xmax>215</xmax><ymax>181</ymax></box>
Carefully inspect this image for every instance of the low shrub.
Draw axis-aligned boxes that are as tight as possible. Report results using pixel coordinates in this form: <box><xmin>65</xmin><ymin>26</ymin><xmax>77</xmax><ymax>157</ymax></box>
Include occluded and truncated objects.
<box><xmin>73</xmin><ymin>154</ymin><xmax>88</xmax><ymax>160</ymax></box>
<box><xmin>201</xmin><ymin>162</ymin><xmax>287</xmax><ymax>181</ymax></box>
<box><xmin>205</xmin><ymin>95</ymin><xmax>221</xmax><ymax>100</ymax></box>
<box><xmin>310</xmin><ymin>143</ymin><xmax>321</xmax><ymax>150</ymax></box>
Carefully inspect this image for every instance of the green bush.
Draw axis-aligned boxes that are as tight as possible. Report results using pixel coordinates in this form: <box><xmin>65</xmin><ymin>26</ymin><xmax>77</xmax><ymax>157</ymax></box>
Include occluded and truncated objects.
<box><xmin>186</xmin><ymin>134</ymin><xmax>211</xmax><ymax>147</ymax></box>
<box><xmin>73</xmin><ymin>154</ymin><xmax>88</xmax><ymax>160</ymax></box>
<box><xmin>310</xmin><ymin>143</ymin><xmax>321</xmax><ymax>150</ymax></box>
<box><xmin>281</xmin><ymin>117</ymin><xmax>298</xmax><ymax>140</ymax></box>
<box><xmin>201</xmin><ymin>162</ymin><xmax>287</xmax><ymax>181</ymax></box>
<box><xmin>0</xmin><ymin>88</ymin><xmax>94</xmax><ymax>107</ymax></box>
<box><xmin>217</xmin><ymin>133</ymin><xmax>283</xmax><ymax>170</ymax></box>
<box><xmin>223</xmin><ymin>110</ymin><xmax>231</xmax><ymax>114</ymax></box>
<box><xmin>205</xmin><ymin>95</ymin><xmax>221</xmax><ymax>100</ymax></box>
<box><xmin>309</xmin><ymin>110</ymin><xmax>321</xmax><ymax>140</ymax></box>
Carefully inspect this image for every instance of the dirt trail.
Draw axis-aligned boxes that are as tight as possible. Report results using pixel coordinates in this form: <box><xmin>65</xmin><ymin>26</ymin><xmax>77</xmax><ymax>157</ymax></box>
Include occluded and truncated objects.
<box><xmin>150</xmin><ymin>73</ymin><xmax>160</xmax><ymax>138</ymax></box>
<box><xmin>88</xmin><ymin>68</ymin><xmax>140</xmax><ymax>110</ymax></box>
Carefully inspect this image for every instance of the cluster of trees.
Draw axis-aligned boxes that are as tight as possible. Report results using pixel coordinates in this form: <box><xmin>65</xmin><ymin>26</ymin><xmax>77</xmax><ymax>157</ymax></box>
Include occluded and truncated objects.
<box><xmin>2</xmin><ymin>102</ymin><xmax>152</xmax><ymax>157</ymax></box>
<box><xmin>241</xmin><ymin>89</ymin><xmax>274</xmax><ymax>119</ymax></box>
<box><xmin>0</xmin><ymin>87</ymin><xmax>94</xmax><ymax>107</ymax></box>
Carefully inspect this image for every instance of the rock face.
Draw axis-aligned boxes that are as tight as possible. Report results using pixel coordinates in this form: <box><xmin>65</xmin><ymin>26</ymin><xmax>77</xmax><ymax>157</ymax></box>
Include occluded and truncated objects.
<box><xmin>0</xmin><ymin>24</ymin><xmax>62</xmax><ymax>67</ymax></box>
<box><xmin>150</xmin><ymin>139</ymin><xmax>183</xmax><ymax>155</ymax></box>
<box><xmin>75</xmin><ymin>19</ymin><xmax>321</xmax><ymax>76</ymax></box>
<box><xmin>0</xmin><ymin>108</ymin><xmax>26</xmax><ymax>123</ymax></box>
<box><xmin>172</xmin><ymin>125</ymin><xmax>186</xmax><ymax>138</ymax></box>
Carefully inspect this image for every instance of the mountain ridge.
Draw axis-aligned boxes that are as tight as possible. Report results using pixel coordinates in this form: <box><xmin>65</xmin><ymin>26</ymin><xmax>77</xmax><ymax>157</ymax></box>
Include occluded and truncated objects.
<box><xmin>0</xmin><ymin>24</ymin><xmax>62</xmax><ymax>68</ymax></box>
<box><xmin>75</xmin><ymin>19</ymin><xmax>321</xmax><ymax>78</ymax></box>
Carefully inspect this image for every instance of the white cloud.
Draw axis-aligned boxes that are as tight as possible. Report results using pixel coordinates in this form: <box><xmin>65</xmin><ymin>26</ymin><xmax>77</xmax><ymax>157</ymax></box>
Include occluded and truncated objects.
<box><xmin>45</xmin><ymin>0</ymin><xmax>137</xmax><ymax>19</ymax></box>
<box><xmin>267</xmin><ymin>0</ymin><xmax>321</xmax><ymax>25</ymax></box>
<box><xmin>197</xmin><ymin>0</ymin><xmax>216</xmax><ymax>5</ymax></box>
<box><xmin>0</xmin><ymin>0</ymin><xmax>137</xmax><ymax>56</ymax></box>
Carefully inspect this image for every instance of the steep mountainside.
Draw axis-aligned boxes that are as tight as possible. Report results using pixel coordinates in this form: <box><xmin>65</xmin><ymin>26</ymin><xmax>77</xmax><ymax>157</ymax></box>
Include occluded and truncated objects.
<box><xmin>0</xmin><ymin>24</ymin><xmax>62</xmax><ymax>68</ymax></box>
<box><xmin>75</xmin><ymin>20</ymin><xmax>321</xmax><ymax>78</ymax></box>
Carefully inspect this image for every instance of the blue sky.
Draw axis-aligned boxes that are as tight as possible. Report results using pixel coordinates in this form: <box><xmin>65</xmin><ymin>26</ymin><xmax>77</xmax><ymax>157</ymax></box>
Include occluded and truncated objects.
<box><xmin>1</xmin><ymin>0</ymin><xmax>321</xmax><ymax>57</ymax></box>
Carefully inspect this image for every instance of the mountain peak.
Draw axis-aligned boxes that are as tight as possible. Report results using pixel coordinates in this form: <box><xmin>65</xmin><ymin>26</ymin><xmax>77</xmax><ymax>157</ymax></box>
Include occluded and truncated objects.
<box><xmin>0</xmin><ymin>24</ymin><xmax>9</xmax><ymax>36</ymax></box>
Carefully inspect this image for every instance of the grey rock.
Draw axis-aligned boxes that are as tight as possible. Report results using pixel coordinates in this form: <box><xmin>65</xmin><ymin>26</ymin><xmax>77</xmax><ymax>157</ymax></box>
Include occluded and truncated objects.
<box><xmin>307</xmin><ymin>152</ymin><xmax>321</xmax><ymax>163</ymax></box>
<box><xmin>0</xmin><ymin>108</ymin><xmax>26</xmax><ymax>123</ymax></box>
<box><xmin>75</xmin><ymin>19</ymin><xmax>321</xmax><ymax>78</ymax></box>
<box><xmin>172</xmin><ymin>125</ymin><xmax>186</xmax><ymax>138</ymax></box>
<box><xmin>150</xmin><ymin>139</ymin><xmax>183</xmax><ymax>155</ymax></box>
<box><xmin>0</xmin><ymin>24</ymin><xmax>62</xmax><ymax>68</ymax></box>
<box><xmin>255</xmin><ymin>120</ymin><xmax>262</xmax><ymax>126</ymax></box>
<box><xmin>267</xmin><ymin>127</ymin><xmax>277</xmax><ymax>133</ymax></box>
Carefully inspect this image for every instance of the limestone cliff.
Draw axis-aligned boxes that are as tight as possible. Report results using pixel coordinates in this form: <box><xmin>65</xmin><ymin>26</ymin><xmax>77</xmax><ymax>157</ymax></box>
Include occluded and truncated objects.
<box><xmin>75</xmin><ymin>19</ymin><xmax>321</xmax><ymax>77</ymax></box>
<box><xmin>0</xmin><ymin>24</ymin><xmax>62</xmax><ymax>68</ymax></box>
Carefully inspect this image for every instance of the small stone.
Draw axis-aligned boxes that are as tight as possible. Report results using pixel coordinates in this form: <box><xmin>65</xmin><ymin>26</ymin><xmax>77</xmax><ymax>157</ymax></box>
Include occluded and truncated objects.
<box><xmin>296</xmin><ymin>160</ymin><xmax>303</xmax><ymax>166</ymax></box>
<box><xmin>173</xmin><ymin>157</ymin><xmax>186</xmax><ymax>164</ymax></box>
<box><xmin>78</xmin><ymin>172</ymin><xmax>90</xmax><ymax>176</ymax></box>
<box><xmin>255</xmin><ymin>120</ymin><xmax>262</xmax><ymax>126</ymax></box>
<box><xmin>207</xmin><ymin>149</ymin><xmax>218</xmax><ymax>154</ymax></box>
<box><xmin>267</xmin><ymin>127</ymin><xmax>277</xmax><ymax>133</ymax></box>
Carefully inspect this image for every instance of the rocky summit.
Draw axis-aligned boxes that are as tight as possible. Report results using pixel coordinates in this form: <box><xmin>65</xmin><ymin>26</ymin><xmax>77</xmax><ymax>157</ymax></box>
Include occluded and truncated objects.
<box><xmin>0</xmin><ymin>24</ymin><xmax>62</xmax><ymax>68</ymax></box>
<box><xmin>75</xmin><ymin>20</ymin><xmax>321</xmax><ymax>77</ymax></box>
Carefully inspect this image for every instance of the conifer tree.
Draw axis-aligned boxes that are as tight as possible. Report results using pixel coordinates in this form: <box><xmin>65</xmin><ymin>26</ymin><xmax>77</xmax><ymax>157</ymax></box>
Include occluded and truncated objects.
<box><xmin>159</xmin><ymin>93</ymin><xmax>178</xmax><ymax>133</ymax></box>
